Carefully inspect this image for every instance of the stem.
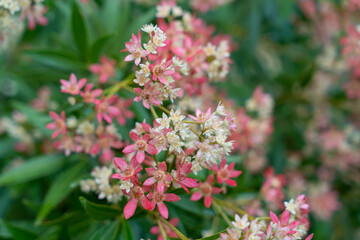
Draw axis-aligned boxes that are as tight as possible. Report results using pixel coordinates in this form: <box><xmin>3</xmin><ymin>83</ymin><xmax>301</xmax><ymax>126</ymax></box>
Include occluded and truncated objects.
<box><xmin>158</xmin><ymin>219</ymin><xmax>168</xmax><ymax>240</ymax></box>
<box><xmin>153</xmin><ymin>154</ymin><xmax>159</xmax><ymax>165</ymax></box>
<box><xmin>158</xmin><ymin>217</ymin><xmax>189</xmax><ymax>240</ymax></box>
<box><xmin>156</xmin><ymin>105</ymin><xmax>170</xmax><ymax>115</ymax></box>
<box><xmin>182</xmin><ymin>120</ymin><xmax>202</xmax><ymax>124</ymax></box>
<box><xmin>105</xmin><ymin>74</ymin><xmax>134</xmax><ymax>98</ymax></box>
<box><xmin>189</xmin><ymin>128</ymin><xmax>202</xmax><ymax>139</ymax></box>
<box><xmin>213</xmin><ymin>198</ymin><xmax>254</xmax><ymax>221</ymax></box>
<box><xmin>213</xmin><ymin>201</ymin><xmax>233</xmax><ymax>227</ymax></box>
<box><xmin>257</xmin><ymin>217</ymin><xmax>271</xmax><ymax>221</ymax></box>
<box><xmin>150</xmin><ymin>105</ymin><xmax>159</xmax><ymax>119</ymax></box>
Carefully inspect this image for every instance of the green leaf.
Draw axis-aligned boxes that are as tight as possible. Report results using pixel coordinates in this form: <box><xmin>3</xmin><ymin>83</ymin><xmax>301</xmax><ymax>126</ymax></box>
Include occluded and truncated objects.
<box><xmin>2</xmin><ymin>221</ymin><xmax>38</xmax><ymax>240</ymax></box>
<box><xmin>12</xmin><ymin>101</ymin><xmax>52</xmax><ymax>136</ymax></box>
<box><xmin>120</xmin><ymin>217</ymin><xmax>134</xmax><ymax>240</ymax></box>
<box><xmin>90</xmin><ymin>221</ymin><xmax>121</xmax><ymax>240</ymax></box>
<box><xmin>72</xmin><ymin>1</ymin><xmax>88</xmax><ymax>61</ymax></box>
<box><xmin>0</xmin><ymin>155</ymin><xmax>64</xmax><ymax>187</ymax></box>
<box><xmin>36</xmin><ymin>161</ymin><xmax>87</xmax><ymax>225</ymax></box>
<box><xmin>23</xmin><ymin>49</ymin><xmax>87</xmax><ymax>71</ymax></box>
<box><xmin>79</xmin><ymin>197</ymin><xmax>122</xmax><ymax>221</ymax></box>
<box><xmin>90</xmin><ymin>35</ymin><xmax>113</xmax><ymax>62</ymax></box>
<box><xmin>131</xmin><ymin>101</ymin><xmax>151</xmax><ymax>123</ymax></box>
<box><xmin>196</xmin><ymin>230</ymin><xmax>227</xmax><ymax>240</ymax></box>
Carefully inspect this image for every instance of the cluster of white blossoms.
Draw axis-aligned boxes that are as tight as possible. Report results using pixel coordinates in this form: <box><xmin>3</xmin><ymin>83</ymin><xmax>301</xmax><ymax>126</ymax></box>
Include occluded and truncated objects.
<box><xmin>204</xmin><ymin>41</ymin><xmax>232</xmax><ymax>82</ymax></box>
<box><xmin>80</xmin><ymin>165</ymin><xmax>124</xmax><ymax>204</ymax></box>
<box><xmin>151</xmin><ymin>102</ymin><xmax>236</xmax><ymax>175</ymax></box>
<box><xmin>0</xmin><ymin>116</ymin><xmax>33</xmax><ymax>147</ymax></box>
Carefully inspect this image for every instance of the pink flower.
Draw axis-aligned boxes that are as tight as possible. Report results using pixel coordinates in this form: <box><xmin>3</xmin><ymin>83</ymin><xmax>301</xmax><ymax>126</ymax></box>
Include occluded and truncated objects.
<box><xmin>213</xmin><ymin>158</ymin><xmax>242</xmax><ymax>187</ymax></box>
<box><xmin>60</xmin><ymin>74</ymin><xmax>86</xmax><ymax>95</ymax></box>
<box><xmin>89</xmin><ymin>56</ymin><xmax>116</xmax><ymax>84</ymax></box>
<box><xmin>124</xmin><ymin>184</ymin><xmax>153</xmax><ymax>219</ymax></box>
<box><xmin>189</xmin><ymin>107</ymin><xmax>212</xmax><ymax>122</ymax></box>
<box><xmin>122</xmin><ymin>30</ymin><xmax>149</xmax><ymax>65</ymax></box>
<box><xmin>90</xmin><ymin>133</ymin><xmax>123</xmax><ymax>163</ymax></box>
<box><xmin>148</xmin><ymin>186</ymin><xmax>181</xmax><ymax>219</ymax></box>
<box><xmin>20</xmin><ymin>4</ymin><xmax>48</xmax><ymax>30</ymax></box>
<box><xmin>171</xmin><ymin>162</ymin><xmax>198</xmax><ymax>193</ymax></box>
<box><xmin>46</xmin><ymin>111</ymin><xmax>66</xmax><ymax>138</ymax></box>
<box><xmin>144</xmin><ymin>162</ymin><xmax>172</xmax><ymax>193</ymax></box>
<box><xmin>190</xmin><ymin>174</ymin><xmax>221</xmax><ymax>208</ymax></box>
<box><xmin>149</xmin><ymin>59</ymin><xmax>175</xmax><ymax>84</ymax></box>
<box><xmin>80</xmin><ymin>83</ymin><xmax>102</xmax><ymax>103</ymax></box>
<box><xmin>114</xmin><ymin>98</ymin><xmax>134</xmax><ymax>125</ymax></box>
<box><xmin>111</xmin><ymin>157</ymin><xmax>142</xmax><ymax>181</ymax></box>
<box><xmin>150</xmin><ymin>218</ymin><xmax>179</xmax><ymax>240</ymax></box>
<box><xmin>123</xmin><ymin>131</ymin><xmax>157</xmax><ymax>163</ymax></box>
<box><xmin>261</xmin><ymin>167</ymin><xmax>286</xmax><ymax>208</ymax></box>
<box><xmin>267</xmin><ymin>210</ymin><xmax>299</xmax><ymax>240</ymax></box>
<box><xmin>94</xmin><ymin>96</ymin><xmax>120</xmax><ymax>123</ymax></box>
<box><xmin>134</xmin><ymin>84</ymin><xmax>161</xmax><ymax>109</ymax></box>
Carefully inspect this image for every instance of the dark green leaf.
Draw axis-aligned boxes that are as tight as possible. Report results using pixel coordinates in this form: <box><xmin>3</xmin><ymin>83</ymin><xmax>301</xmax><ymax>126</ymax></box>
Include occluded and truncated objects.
<box><xmin>72</xmin><ymin>1</ymin><xmax>88</xmax><ymax>60</ymax></box>
<box><xmin>0</xmin><ymin>155</ymin><xmax>64</xmax><ymax>187</ymax></box>
<box><xmin>90</xmin><ymin>35</ymin><xmax>113</xmax><ymax>62</ymax></box>
<box><xmin>36</xmin><ymin>161</ymin><xmax>87</xmax><ymax>225</ymax></box>
<box><xmin>2</xmin><ymin>221</ymin><xmax>38</xmax><ymax>240</ymax></box>
<box><xmin>90</xmin><ymin>221</ymin><xmax>121</xmax><ymax>240</ymax></box>
<box><xmin>196</xmin><ymin>230</ymin><xmax>227</xmax><ymax>240</ymax></box>
<box><xmin>23</xmin><ymin>49</ymin><xmax>87</xmax><ymax>71</ymax></box>
<box><xmin>120</xmin><ymin>217</ymin><xmax>134</xmax><ymax>240</ymax></box>
<box><xmin>79</xmin><ymin>196</ymin><xmax>122</xmax><ymax>221</ymax></box>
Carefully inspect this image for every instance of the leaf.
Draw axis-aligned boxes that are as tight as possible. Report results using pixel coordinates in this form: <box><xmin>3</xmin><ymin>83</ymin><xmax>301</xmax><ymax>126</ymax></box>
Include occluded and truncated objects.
<box><xmin>90</xmin><ymin>221</ymin><xmax>121</xmax><ymax>240</ymax></box>
<box><xmin>131</xmin><ymin>101</ymin><xmax>151</xmax><ymax>123</ymax></box>
<box><xmin>0</xmin><ymin>155</ymin><xmax>64</xmax><ymax>187</ymax></box>
<box><xmin>2</xmin><ymin>221</ymin><xmax>38</xmax><ymax>240</ymax></box>
<box><xmin>120</xmin><ymin>217</ymin><xmax>134</xmax><ymax>240</ymax></box>
<box><xmin>12</xmin><ymin>101</ymin><xmax>52</xmax><ymax>136</ymax></box>
<box><xmin>89</xmin><ymin>35</ymin><xmax>113</xmax><ymax>62</ymax></box>
<box><xmin>23</xmin><ymin>49</ymin><xmax>87</xmax><ymax>71</ymax></box>
<box><xmin>72</xmin><ymin>1</ymin><xmax>88</xmax><ymax>60</ymax></box>
<box><xmin>79</xmin><ymin>197</ymin><xmax>122</xmax><ymax>221</ymax></box>
<box><xmin>196</xmin><ymin>230</ymin><xmax>227</xmax><ymax>240</ymax></box>
<box><xmin>36</xmin><ymin>161</ymin><xmax>87</xmax><ymax>225</ymax></box>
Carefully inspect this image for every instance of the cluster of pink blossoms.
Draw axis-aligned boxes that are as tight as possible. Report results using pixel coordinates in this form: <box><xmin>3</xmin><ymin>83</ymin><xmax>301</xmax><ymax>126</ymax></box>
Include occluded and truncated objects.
<box><xmin>46</xmin><ymin>73</ymin><xmax>134</xmax><ymax>162</ymax></box>
<box><xmin>107</xmin><ymin>102</ymin><xmax>238</xmax><ymax>219</ymax></box>
<box><xmin>219</xmin><ymin>195</ymin><xmax>313</xmax><ymax>240</ymax></box>
<box><xmin>230</xmin><ymin>86</ymin><xmax>273</xmax><ymax>173</ymax></box>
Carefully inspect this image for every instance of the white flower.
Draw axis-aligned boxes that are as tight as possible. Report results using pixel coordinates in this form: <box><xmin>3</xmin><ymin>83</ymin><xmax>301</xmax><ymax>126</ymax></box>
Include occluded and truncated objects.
<box><xmin>134</xmin><ymin>71</ymin><xmax>150</xmax><ymax>86</ymax></box>
<box><xmin>120</xmin><ymin>180</ymin><xmax>134</xmax><ymax>193</ymax></box>
<box><xmin>156</xmin><ymin>113</ymin><xmax>171</xmax><ymax>129</ymax></box>
<box><xmin>76</xmin><ymin>121</ymin><xmax>94</xmax><ymax>134</ymax></box>
<box><xmin>152</xmin><ymin>28</ymin><xmax>167</xmax><ymax>47</ymax></box>
<box><xmin>232</xmin><ymin>214</ymin><xmax>250</xmax><ymax>230</ymax></box>
<box><xmin>156</xmin><ymin>4</ymin><xmax>171</xmax><ymax>18</ymax></box>
<box><xmin>141</xmin><ymin>23</ymin><xmax>156</xmax><ymax>34</ymax></box>
<box><xmin>284</xmin><ymin>199</ymin><xmax>297</xmax><ymax>215</ymax></box>
<box><xmin>139</xmin><ymin>62</ymin><xmax>151</xmax><ymax>77</ymax></box>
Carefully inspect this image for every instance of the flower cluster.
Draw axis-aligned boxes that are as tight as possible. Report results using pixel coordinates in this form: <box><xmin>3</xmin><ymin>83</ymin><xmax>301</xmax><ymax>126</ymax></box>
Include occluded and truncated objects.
<box><xmin>80</xmin><ymin>165</ymin><xmax>124</xmax><ymax>204</ymax></box>
<box><xmin>220</xmin><ymin>196</ymin><xmax>313</xmax><ymax>240</ymax></box>
<box><xmin>46</xmin><ymin>73</ymin><xmax>135</xmax><ymax>162</ymax></box>
<box><xmin>230</xmin><ymin>86</ymin><xmax>273</xmax><ymax>173</ymax></box>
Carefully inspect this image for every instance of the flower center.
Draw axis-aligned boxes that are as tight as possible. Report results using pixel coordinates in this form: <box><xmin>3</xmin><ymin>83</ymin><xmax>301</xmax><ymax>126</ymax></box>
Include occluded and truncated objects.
<box><xmin>154</xmin><ymin>170</ymin><xmax>165</xmax><ymax>181</ymax></box>
<box><xmin>136</xmin><ymin>140</ymin><xmax>147</xmax><ymax>151</ymax></box>
<box><xmin>153</xmin><ymin>192</ymin><xmax>164</xmax><ymax>202</ymax></box>
<box><xmin>131</xmin><ymin>186</ymin><xmax>144</xmax><ymax>200</ymax></box>
<box><xmin>219</xmin><ymin>169</ymin><xmax>229</xmax><ymax>179</ymax></box>
<box><xmin>200</xmin><ymin>183</ymin><xmax>212</xmax><ymax>195</ymax></box>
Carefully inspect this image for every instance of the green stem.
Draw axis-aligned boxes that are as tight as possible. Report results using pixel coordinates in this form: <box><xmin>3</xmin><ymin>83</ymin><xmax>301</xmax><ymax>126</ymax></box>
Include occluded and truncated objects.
<box><xmin>158</xmin><ymin>217</ymin><xmax>189</xmax><ymax>240</ymax></box>
<box><xmin>256</xmin><ymin>217</ymin><xmax>271</xmax><ymax>221</ymax></box>
<box><xmin>213</xmin><ymin>198</ymin><xmax>254</xmax><ymax>221</ymax></box>
<box><xmin>150</xmin><ymin>105</ymin><xmax>159</xmax><ymax>119</ymax></box>
<box><xmin>156</xmin><ymin>105</ymin><xmax>170</xmax><ymax>115</ymax></box>
<box><xmin>183</xmin><ymin>120</ymin><xmax>202</xmax><ymax>124</ymax></box>
<box><xmin>213</xmin><ymin>201</ymin><xmax>232</xmax><ymax>226</ymax></box>
<box><xmin>158</xmin><ymin>219</ymin><xmax>168</xmax><ymax>240</ymax></box>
